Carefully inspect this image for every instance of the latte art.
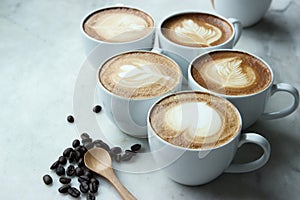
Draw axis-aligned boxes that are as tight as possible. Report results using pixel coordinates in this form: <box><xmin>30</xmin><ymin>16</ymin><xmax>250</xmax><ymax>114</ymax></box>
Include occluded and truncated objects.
<box><xmin>174</xmin><ymin>19</ymin><xmax>222</xmax><ymax>47</ymax></box>
<box><xmin>99</xmin><ymin>51</ymin><xmax>182</xmax><ymax>99</ymax></box>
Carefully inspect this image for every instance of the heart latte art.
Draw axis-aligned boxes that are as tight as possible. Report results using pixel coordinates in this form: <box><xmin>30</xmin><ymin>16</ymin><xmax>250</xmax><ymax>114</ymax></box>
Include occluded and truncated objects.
<box><xmin>149</xmin><ymin>92</ymin><xmax>240</xmax><ymax>149</ymax></box>
<box><xmin>99</xmin><ymin>51</ymin><xmax>182</xmax><ymax>99</ymax></box>
<box><xmin>191</xmin><ymin>51</ymin><xmax>272</xmax><ymax>95</ymax></box>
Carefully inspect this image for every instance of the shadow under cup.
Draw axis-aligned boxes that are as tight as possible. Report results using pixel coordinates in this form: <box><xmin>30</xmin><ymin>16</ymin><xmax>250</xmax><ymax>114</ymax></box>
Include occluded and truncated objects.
<box><xmin>147</xmin><ymin>91</ymin><xmax>271</xmax><ymax>186</ymax></box>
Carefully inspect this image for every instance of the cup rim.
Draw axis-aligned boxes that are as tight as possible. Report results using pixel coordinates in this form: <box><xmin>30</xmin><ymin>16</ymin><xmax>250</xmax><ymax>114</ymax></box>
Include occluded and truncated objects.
<box><xmin>147</xmin><ymin>90</ymin><xmax>243</xmax><ymax>152</ymax></box>
<box><xmin>80</xmin><ymin>5</ymin><xmax>156</xmax><ymax>44</ymax></box>
<box><xmin>188</xmin><ymin>49</ymin><xmax>274</xmax><ymax>98</ymax></box>
<box><xmin>97</xmin><ymin>49</ymin><xmax>183</xmax><ymax>101</ymax></box>
<box><xmin>158</xmin><ymin>11</ymin><xmax>236</xmax><ymax>50</ymax></box>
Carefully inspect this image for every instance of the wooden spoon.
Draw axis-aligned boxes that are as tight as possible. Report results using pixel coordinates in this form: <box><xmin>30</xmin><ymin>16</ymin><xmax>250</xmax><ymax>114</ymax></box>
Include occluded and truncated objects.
<box><xmin>84</xmin><ymin>147</ymin><xmax>136</xmax><ymax>200</ymax></box>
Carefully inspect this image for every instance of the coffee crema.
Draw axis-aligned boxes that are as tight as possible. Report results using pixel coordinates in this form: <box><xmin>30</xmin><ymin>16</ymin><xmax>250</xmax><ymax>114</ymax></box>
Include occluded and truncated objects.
<box><xmin>149</xmin><ymin>92</ymin><xmax>240</xmax><ymax>149</ymax></box>
<box><xmin>83</xmin><ymin>7</ymin><xmax>154</xmax><ymax>43</ymax></box>
<box><xmin>99</xmin><ymin>51</ymin><xmax>182</xmax><ymax>99</ymax></box>
<box><xmin>161</xmin><ymin>13</ymin><xmax>233</xmax><ymax>47</ymax></box>
<box><xmin>191</xmin><ymin>51</ymin><xmax>272</xmax><ymax>96</ymax></box>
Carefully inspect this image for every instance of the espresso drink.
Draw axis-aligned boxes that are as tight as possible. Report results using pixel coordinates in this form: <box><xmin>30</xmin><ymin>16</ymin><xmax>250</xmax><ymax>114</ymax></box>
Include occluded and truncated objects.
<box><xmin>99</xmin><ymin>51</ymin><xmax>182</xmax><ymax>99</ymax></box>
<box><xmin>83</xmin><ymin>7</ymin><xmax>154</xmax><ymax>42</ymax></box>
<box><xmin>161</xmin><ymin>13</ymin><xmax>233</xmax><ymax>48</ymax></box>
<box><xmin>191</xmin><ymin>51</ymin><xmax>272</xmax><ymax>96</ymax></box>
<box><xmin>149</xmin><ymin>91</ymin><xmax>240</xmax><ymax>149</ymax></box>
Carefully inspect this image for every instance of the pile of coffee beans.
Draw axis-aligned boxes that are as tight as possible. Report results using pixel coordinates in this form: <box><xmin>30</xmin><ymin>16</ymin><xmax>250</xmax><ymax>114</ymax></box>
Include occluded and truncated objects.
<box><xmin>43</xmin><ymin>133</ymin><xmax>142</xmax><ymax>199</ymax></box>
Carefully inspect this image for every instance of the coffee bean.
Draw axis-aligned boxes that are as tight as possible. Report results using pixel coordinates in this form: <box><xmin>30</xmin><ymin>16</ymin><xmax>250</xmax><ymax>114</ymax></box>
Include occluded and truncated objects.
<box><xmin>82</xmin><ymin>138</ymin><xmax>93</xmax><ymax>144</ymax></box>
<box><xmin>75</xmin><ymin>167</ymin><xmax>84</xmax><ymax>176</ymax></box>
<box><xmin>78</xmin><ymin>158</ymin><xmax>85</xmax><ymax>167</ymax></box>
<box><xmin>80</xmin><ymin>132</ymin><xmax>90</xmax><ymax>140</ymax></box>
<box><xmin>84</xmin><ymin>142</ymin><xmax>94</xmax><ymax>150</ymax></box>
<box><xmin>89</xmin><ymin>182</ymin><xmax>98</xmax><ymax>193</ymax></box>
<box><xmin>90</xmin><ymin>178</ymin><xmax>99</xmax><ymax>186</ymax></box>
<box><xmin>93</xmin><ymin>105</ymin><xmax>102</xmax><ymax>113</ymax></box>
<box><xmin>66</xmin><ymin>165</ymin><xmax>75</xmax><ymax>176</ymax></box>
<box><xmin>131</xmin><ymin>144</ymin><xmax>142</xmax><ymax>152</ymax></box>
<box><xmin>72</xmin><ymin>139</ymin><xmax>81</xmax><ymax>148</ymax></box>
<box><xmin>67</xmin><ymin>115</ymin><xmax>74</xmax><ymax>123</ymax></box>
<box><xmin>43</xmin><ymin>174</ymin><xmax>53</xmax><ymax>185</ymax></box>
<box><xmin>58</xmin><ymin>156</ymin><xmax>67</xmax><ymax>165</ymax></box>
<box><xmin>56</xmin><ymin>165</ymin><xmax>65</xmax><ymax>176</ymax></box>
<box><xmin>59</xmin><ymin>177</ymin><xmax>71</xmax><ymax>184</ymax></box>
<box><xmin>97</xmin><ymin>141</ymin><xmax>110</xmax><ymax>151</ymax></box>
<box><xmin>110</xmin><ymin>147</ymin><xmax>122</xmax><ymax>155</ymax></box>
<box><xmin>84</xmin><ymin>170</ymin><xmax>93</xmax><ymax>179</ymax></box>
<box><xmin>78</xmin><ymin>175</ymin><xmax>90</xmax><ymax>183</ymax></box>
<box><xmin>69</xmin><ymin>151</ymin><xmax>76</xmax><ymax>163</ymax></box>
<box><xmin>68</xmin><ymin>187</ymin><xmax>80</xmax><ymax>198</ymax></box>
<box><xmin>121</xmin><ymin>151</ymin><xmax>134</xmax><ymax>161</ymax></box>
<box><xmin>50</xmin><ymin>160</ymin><xmax>59</xmax><ymax>170</ymax></box>
<box><xmin>87</xmin><ymin>192</ymin><xmax>96</xmax><ymax>200</ymax></box>
<box><xmin>78</xmin><ymin>146</ymin><xmax>88</xmax><ymax>155</ymax></box>
<box><xmin>115</xmin><ymin>154</ymin><xmax>121</xmax><ymax>162</ymax></box>
<box><xmin>80</xmin><ymin>181</ymin><xmax>89</xmax><ymax>193</ymax></box>
<box><xmin>58</xmin><ymin>184</ymin><xmax>71</xmax><ymax>193</ymax></box>
<box><xmin>74</xmin><ymin>150</ymin><xmax>81</xmax><ymax>162</ymax></box>
<box><xmin>63</xmin><ymin>147</ymin><xmax>73</xmax><ymax>158</ymax></box>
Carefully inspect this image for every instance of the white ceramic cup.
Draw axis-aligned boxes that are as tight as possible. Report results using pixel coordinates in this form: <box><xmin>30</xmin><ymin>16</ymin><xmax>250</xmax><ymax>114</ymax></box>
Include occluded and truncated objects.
<box><xmin>188</xmin><ymin>49</ymin><xmax>299</xmax><ymax>129</ymax></box>
<box><xmin>97</xmin><ymin>50</ymin><xmax>183</xmax><ymax>138</ymax></box>
<box><xmin>80</xmin><ymin>6</ymin><xmax>156</xmax><ymax>67</ymax></box>
<box><xmin>211</xmin><ymin>0</ymin><xmax>272</xmax><ymax>28</ymax></box>
<box><xmin>158</xmin><ymin>11</ymin><xmax>242</xmax><ymax>65</ymax></box>
<box><xmin>147</xmin><ymin>91</ymin><xmax>271</xmax><ymax>186</ymax></box>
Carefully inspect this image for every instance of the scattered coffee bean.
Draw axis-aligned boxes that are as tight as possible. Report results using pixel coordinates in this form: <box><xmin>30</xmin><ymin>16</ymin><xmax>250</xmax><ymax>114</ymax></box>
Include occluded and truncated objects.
<box><xmin>84</xmin><ymin>142</ymin><xmax>94</xmax><ymax>150</ymax></box>
<box><xmin>90</xmin><ymin>178</ymin><xmax>99</xmax><ymax>186</ymax></box>
<box><xmin>68</xmin><ymin>187</ymin><xmax>81</xmax><ymax>198</ymax></box>
<box><xmin>131</xmin><ymin>144</ymin><xmax>142</xmax><ymax>152</ymax></box>
<box><xmin>89</xmin><ymin>182</ymin><xmax>98</xmax><ymax>193</ymax></box>
<box><xmin>93</xmin><ymin>105</ymin><xmax>102</xmax><ymax>113</ymax></box>
<box><xmin>59</xmin><ymin>177</ymin><xmax>71</xmax><ymax>184</ymax></box>
<box><xmin>43</xmin><ymin>174</ymin><xmax>53</xmax><ymax>185</ymax></box>
<box><xmin>98</xmin><ymin>141</ymin><xmax>110</xmax><ymax>151</ymax></box>
<box><xmin>78</xmin><ymin>175</ymin><xmax>90</xmax><ymax>183</ymax></box>
<box><xmin>80</xmin><ymin>133</ymin><xmax>90</xmax><ymax>140</ymax></box>
<box><xmin>78</xmin><ymin>158</ymin><xmax>85</xmax><ymax>167</ymax></box>
<box><xmin>87</xmin><ymin>192</ymin><xmax>96</xmax><ymax>200</ymax></box>
<box><xmin>72</xmin><ymin>139</ymin><xmax>81</xmax><ymax>148</ymax></box>
<box><xmin>75</xmin><ymin>167</ymin><xmax>84</xmax><ymax>176</ymax></box>
<box><xmin>121</xmin><ymin>151</ymin><xmax>134</xmax><ymax>161</ymax></box>
<box><xmin>58</xmin><ymin>184</ymin><xmax>71</xmax><ymax>193</ymax></box>
<box><xmin>110</xmin><ymin>147</ymin><xmax>122</xmax><ymax>155</ymax></box>
<box><xmin>50</xmin><ymin>160</ymin><xmax>59</xmax><ymax>170</ymax></box>
<box><xmin>93</xmin><ymin>140</ymin><xmax>102</xmax><ymax>146</ymax></box>
<box><xmin>69</xmin><ymin>151</ymin><xmax>76</xmax><ymax>163</ymax></box>
<box><xmin>63</xmin><ymin>147</ymin><xmax>73</xmax><ymax>158</ymax></box>
<box><xmin>66</xmin><ymin>165</ymin><xmax>75</xmax><ymax>176</ymax></box>
<box><xmin>56</xmin><ymin>165</ymin><xmax>65</xmax><ymax>176</ymax></box>
<box><xmin>58</xmin><ymin>156</ymin><xmax>67</xmax><ymax>165</ymax></box>
<box><xmin>84</xmin><ymin>170</ymin><xmax>93</xmax><ymax>179</ymax></box>
<box><xmin>67</xmin><ymin>115</ymin><xmax>74</xmax><ymax>123</ymax></box>
<box><xmin>80</xmin><ymin>181</ymin><xmax>89</xmax><ymax>193</ymax></box>
<box><xmin>74</xmin><ymin>150</ymin><xmax>81</xmax><ymax>162</ymax></box>
<box><xmin>115</xmin><ymin>154</ymin><xmax>121</xmax><ymax>162</ymax></box>
<box><xmin>82</xmin><ymin>138</ymin><xmax>93</xmax><ymax>144</ymax></box>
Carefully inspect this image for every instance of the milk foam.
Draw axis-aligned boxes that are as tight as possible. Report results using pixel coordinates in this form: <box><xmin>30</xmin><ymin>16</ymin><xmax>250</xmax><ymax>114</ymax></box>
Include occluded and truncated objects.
<box><xmin>174</xmin><ymin>19</ymin><xmax>222</xmax><ymax>47</ymax></box>
<box><xmin>114</xmin><ymin>61</ymin><xmax>172</xmax><ymax>88</ymax></box>
<box><xmin>91</xmin><ymin>13</ymin><xmax>149</xmax><ymax>41</ymax></box>
<box><xmin>203</xmin><ymin>57</ymin><xmax>256</xmax><ymax>88</ymax></box>
<box><xmin>164</xmin><ymin>102</ymin><xmax>222</xmax><ymax>138</ymax></box>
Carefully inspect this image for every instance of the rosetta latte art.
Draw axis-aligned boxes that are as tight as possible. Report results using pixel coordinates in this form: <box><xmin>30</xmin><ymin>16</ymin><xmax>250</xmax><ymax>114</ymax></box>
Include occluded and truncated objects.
<box><xmin>114</xmin><ymin>61</ymin><xmax>172</xmax><ymax>88</ymax></box>
<box><xmin>205</xmin><ymin>57</ymin><xmax>256</xmax><ymax>88</ymax></box>
<box><xmin>175</xmin><ymin>19</ymin><xmax>222</xmax><ymax>46</ymax></box>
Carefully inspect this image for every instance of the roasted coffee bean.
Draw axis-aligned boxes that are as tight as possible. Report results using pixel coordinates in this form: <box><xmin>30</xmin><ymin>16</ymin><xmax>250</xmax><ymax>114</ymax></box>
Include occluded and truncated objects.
<box><xmin>80</xmin><ymin>132</ymin><xmax>90</xmax><ymax>140</ymax></box>
<box><xmin>72</xmin><ymin>139</ymin><xmax>81</xmax><ymax>148</ymax></box>
<box><xmin>84</xmin><ymin>170</ymin><xmax>93</xmax><ymax>179</ymax></box>
<box><xmin>110</xmin><ymin>147</ymin><xmax>122</xmax><ymax>155</ymax></box>
<box><xmin>58</xmin><ymin>184</ymin><xmax>71</xmax><ymax>193</ymax></box>
<box><xmin>50</xmin><ymin>160</ymin><xmax>59</xmax><ymax>170</ymax></box>
<box><xmin>79</xmin><ymin>181</ymin><xmax>89</xmax><ymax>193</ymax></box>
<box><xmin>56</xmin><ymin>165</ymin><xmax>65</xmax><ymax>176</ymax></box>
<box><xmin>68</xmin><ymin>187</ymin><xmax>80</xmax><ymax>198</ymax></box>
<box><xmin>69</xmin><ymin>151</ymin><xmax>76</xmax><ymax>163</ymax></box>
<box><xmin>67</xmin><ymin>115</ymin><xmax>74</xmax><ymax>123</ymax></box>
<box><xmin>125</xmin><ymin>149</ymin><xmax>137</xmax><ymax>156</ymax></box>
<box><xmin>43</xmin><ymin>174</ymin><xmax>53</xmax><ymax>185</ymax></box>
<box><xmin>58</xmin><ymin>156</ymin><xmax>67</xmax><ymax>165</ymax></box>
<box><xmin>82</xmin><ymin>138</ymin><xmax>93</xmax><ymax>144</ymax></box>
<box><xmin>131</xmin><ymin>144</ymin><xmax>142</xmax><ymax>152</ymax></box>
<box><xmin>63</xmin><ymin>147</ymin><xmax>73</xmax><ymax>158</ymax></box>
<box><xmin>121</xmin><ymin>151</ymin><xmax>134</xmax><ymax>161</ymax></box>
<box><xmin>97</xmin><ymin>141</ymin><xmax>110</xmax><ymax>151</ymax></box>
<box><xmin>59</xmin><ymin>177</ymin><xmax>71</xmax><ymax>184</ymax></box>
<box><xmin>90</xmin><ymin>178</ymin><xmax>99</xmax><ymax>186</ymax></box>
<box><xmin>78</xmin><ymin>175</ymin><xmax>90</xmax><ymax>183</ymax></box>
<box><xmin>78</xmin><ymin>146</ymin><xmax>87</xmax><ymax>155</ymax></box>
<box><xmin>115</xmin><ymin>154</ymin><xmax>121</xmax><ymax>162</ymax></box>
<box><xmin>66</xmin><ymin>165</ymin><xmax>75</xmax><ymax>176</ymax></box>
<box><xmin>93</xmin><ymin>139</ymin><xmax>102</xmax><ymax>146</ymax></box>
<box><xmin>93</xmin><ymin>105</ymin><xmax>102</xmax><ymax>113</ymax></box>
<box><xmin>75</xmin><ymin>167</ymin><xmax>84</xmax><ymax>176</ymax></box>
<box><xmin>87</xmin><ymin>192</ymin><xmax>96</xmax><ymax>200</ymax></box>
<box><xmin>74</xmin><ymin>150</ymin><xmax>81</xmax><ymax>162</ymax></box>
<box><xmin>78</xmin><ymin>158</ymin><xmax>85</xmax><ymax>167</ymax></box>
<box><xmin>89</xmin><ymin>182</ymin><xmax>98</xmax><ymax>193</ymax></box>
<box><xmin>84</xmin><ymin>142</ymin><xmax>94</xmax><ymax>150</ymax></box>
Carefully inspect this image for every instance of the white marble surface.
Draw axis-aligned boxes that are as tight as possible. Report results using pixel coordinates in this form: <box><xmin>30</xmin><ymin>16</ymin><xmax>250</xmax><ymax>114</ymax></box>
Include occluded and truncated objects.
<box><xmin>0</xmin><ymin>0</ymin><xmax>299</xmax><ymax>199</ymax></box>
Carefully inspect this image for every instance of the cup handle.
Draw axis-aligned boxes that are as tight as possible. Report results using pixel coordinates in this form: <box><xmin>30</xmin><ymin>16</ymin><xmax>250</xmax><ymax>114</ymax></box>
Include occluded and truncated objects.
<box><xmin>225</xmin><ymin>133</ymin><xmax>270</xmax><ymax>173</ymax></box>
<box><xmin>228</xmin><ymin>18</ymin><xmax>242</xmax><ymax>46</ymax></box>
<box><xmin>260</xmin><ymin>83</ymin><xmax>299</xmax><ymax>120</ymax></box>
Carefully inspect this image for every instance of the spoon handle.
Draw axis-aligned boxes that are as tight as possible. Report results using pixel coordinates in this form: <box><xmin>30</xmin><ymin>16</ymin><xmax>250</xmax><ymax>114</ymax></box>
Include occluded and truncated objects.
<box><xmin>107</xmin><ymin>169</ymin><xmax>136</xmax><ymax>200</ymax></box>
